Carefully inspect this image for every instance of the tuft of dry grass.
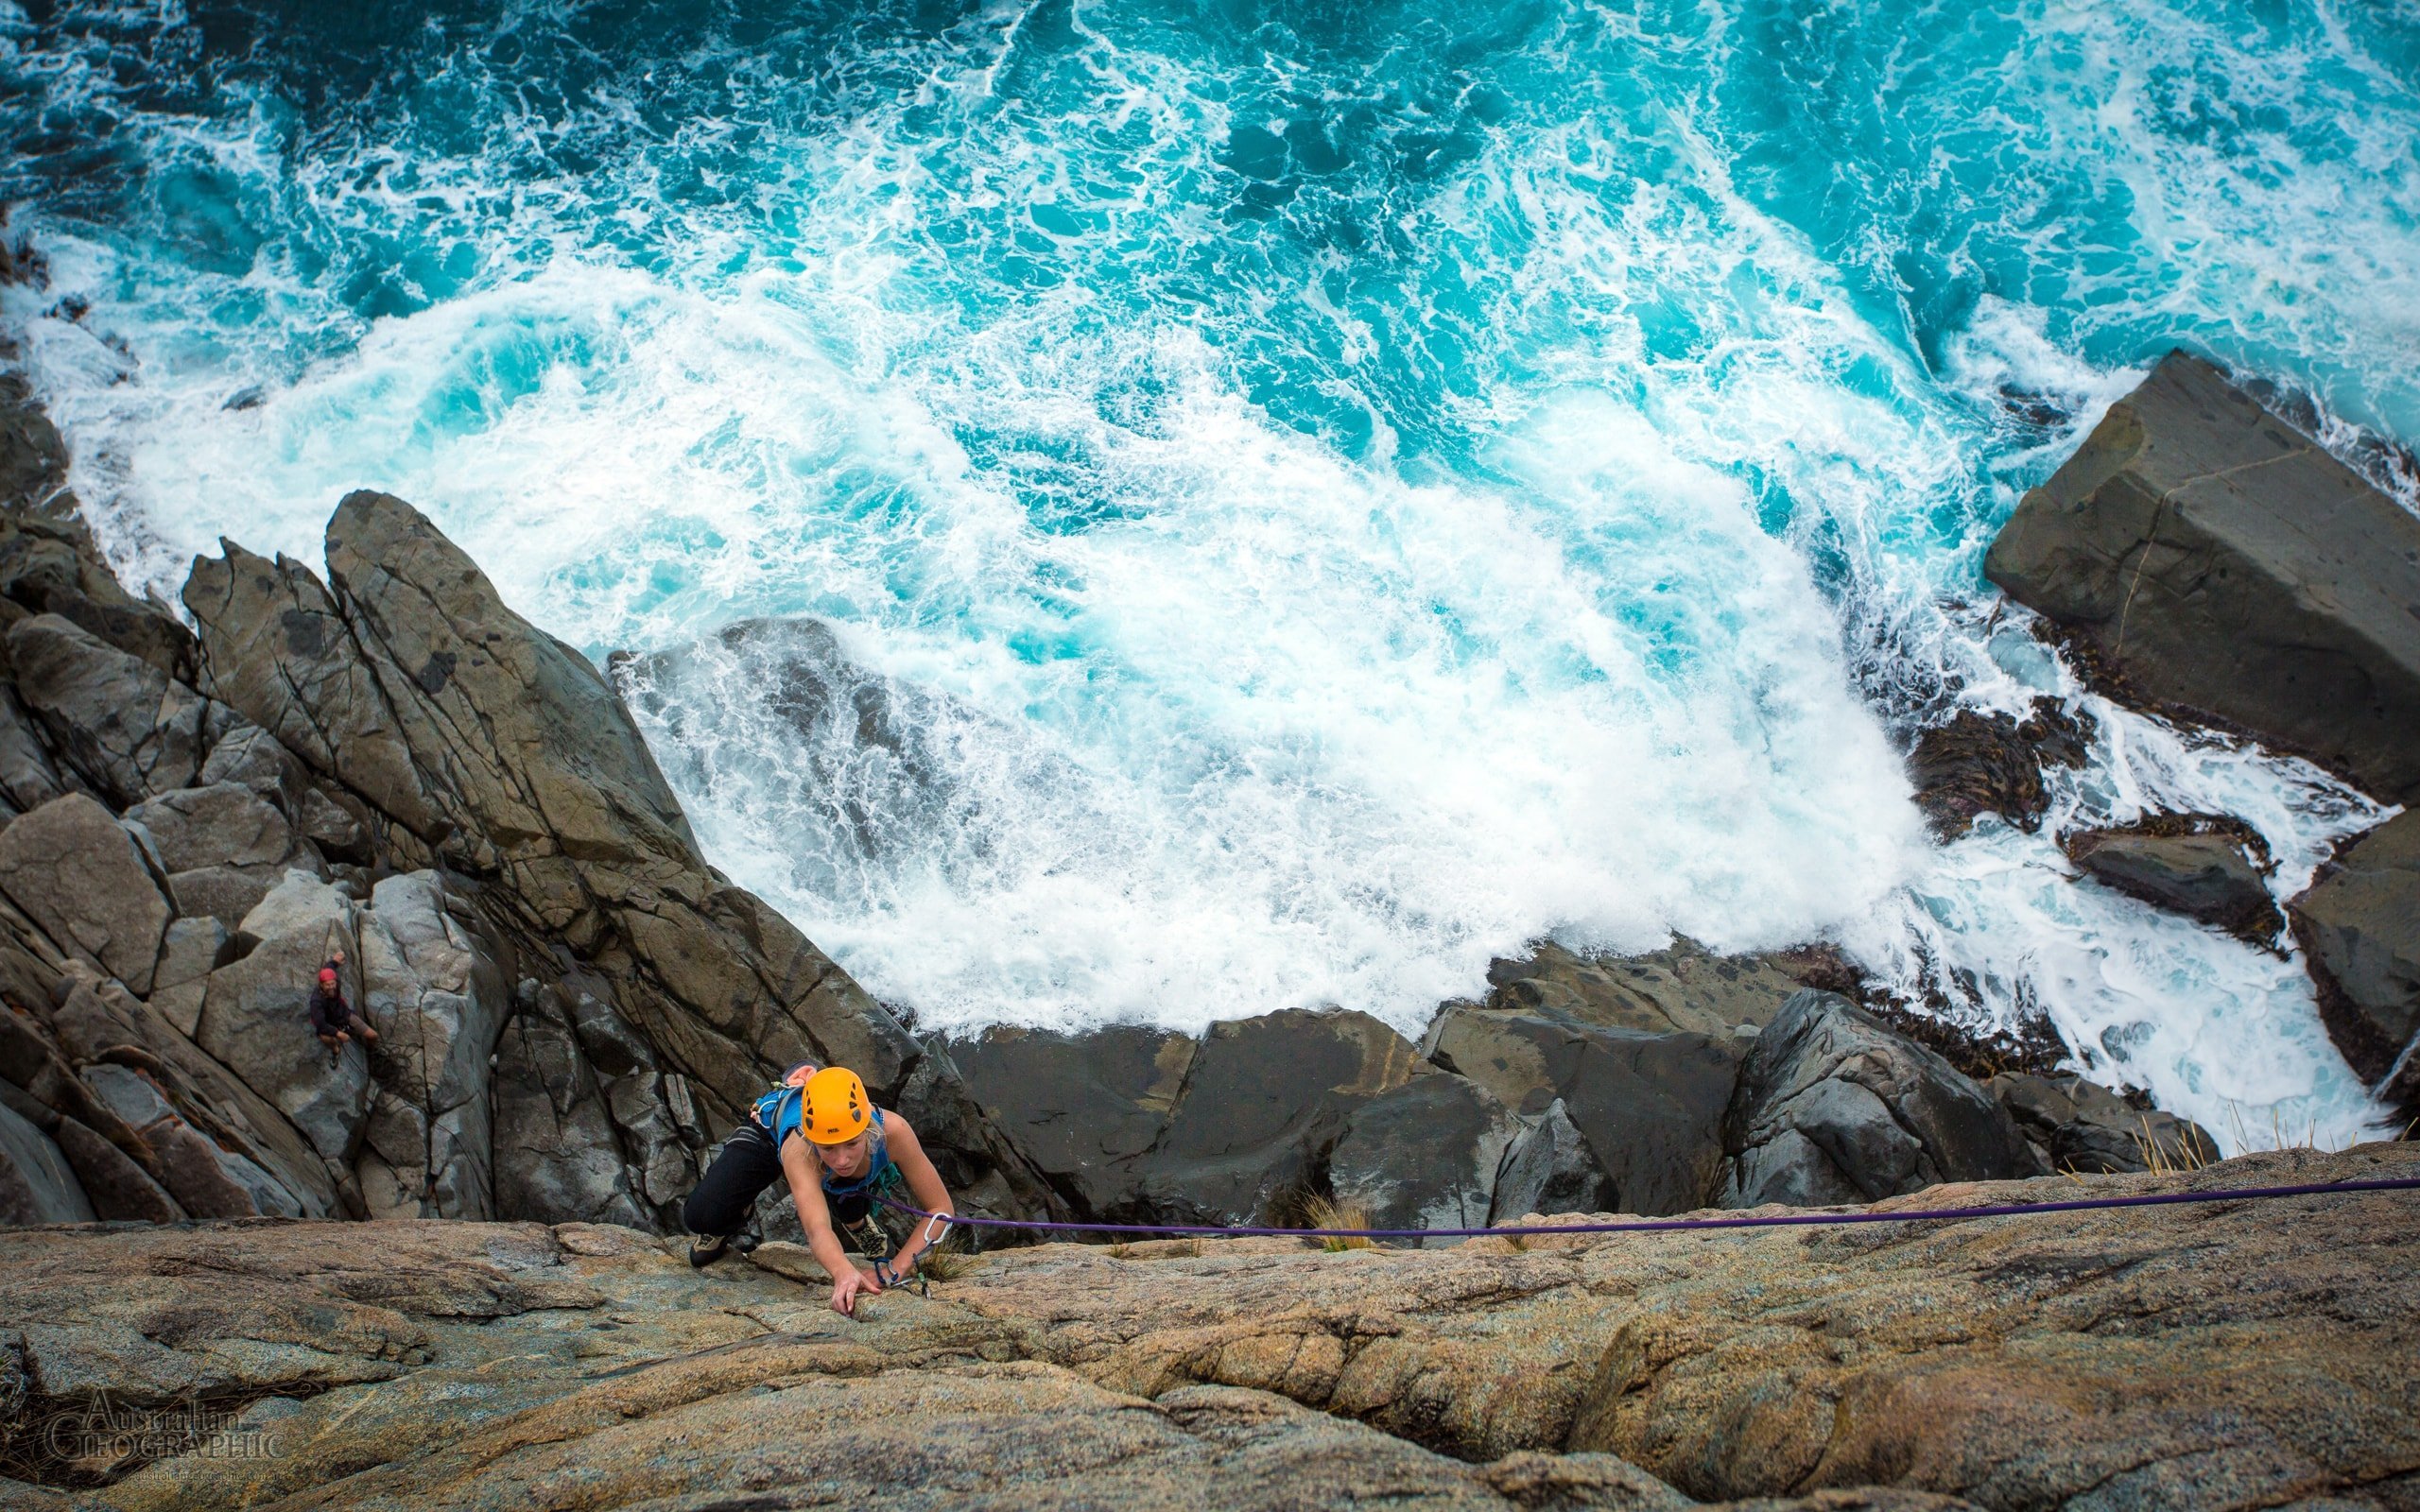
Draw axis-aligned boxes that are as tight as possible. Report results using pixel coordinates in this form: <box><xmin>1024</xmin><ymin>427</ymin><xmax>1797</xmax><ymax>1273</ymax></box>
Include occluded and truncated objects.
<box><xmin>912</xmin><ymin>1243</ymin><xmax>984</xmax><ymax>1282</ymax></box>
<box><xmin>1298</xmin><ymin>1195</ymin><xmax>1374</xmax><ymax>1252</ymax></box>
<box><xmin>2130</xmin><ymin>1114</ymin><xmax>2218</xmax><ymax>1177</ymax></box>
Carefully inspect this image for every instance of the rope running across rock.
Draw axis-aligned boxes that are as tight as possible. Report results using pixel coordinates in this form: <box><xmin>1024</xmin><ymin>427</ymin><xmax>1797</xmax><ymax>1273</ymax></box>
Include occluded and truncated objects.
<box><xmin>881</xmin><ymin>1174</ymin><xmax>2420</xmax><ymax>1244</ymax></box>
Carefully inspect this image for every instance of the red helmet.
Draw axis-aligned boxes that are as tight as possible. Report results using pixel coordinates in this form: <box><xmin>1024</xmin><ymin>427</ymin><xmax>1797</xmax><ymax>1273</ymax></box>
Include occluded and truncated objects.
<box><xmin>318</xmin><ymin>968</ymin><xmax>337</xmax><ymax>986</ymax></box>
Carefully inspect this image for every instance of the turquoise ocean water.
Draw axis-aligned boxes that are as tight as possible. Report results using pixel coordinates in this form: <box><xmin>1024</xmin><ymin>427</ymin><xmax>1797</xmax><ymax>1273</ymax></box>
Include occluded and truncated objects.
<box><xmin>3</xmin><ymin>0</ymin><xmax>2414</xmax><ymax>1146</ymax></box>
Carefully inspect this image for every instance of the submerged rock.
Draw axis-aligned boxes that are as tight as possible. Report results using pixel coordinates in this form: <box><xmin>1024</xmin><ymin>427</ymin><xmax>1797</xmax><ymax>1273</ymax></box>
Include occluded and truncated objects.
<box><xmin>2065</xmin><ymin>817</ymin><xmax>2283</xmax><ymax>943</ymax></box>
<box><xmin>1904</xmin><ymin>696</ymin><xmax>2094</xmax><ymax>840</ymax></box>
<box><xmin>1986</xmin><ymin>351</ymin><xmax>2420</xmax><ymax>804</ymax></box>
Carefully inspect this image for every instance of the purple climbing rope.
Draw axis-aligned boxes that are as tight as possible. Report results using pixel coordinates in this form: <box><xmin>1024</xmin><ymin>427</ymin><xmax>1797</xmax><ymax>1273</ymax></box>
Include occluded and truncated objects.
<box><xmin>882</xmin><ymin>1174</ymin><xmax>2420</xmax><ymax>1242</ymax></box>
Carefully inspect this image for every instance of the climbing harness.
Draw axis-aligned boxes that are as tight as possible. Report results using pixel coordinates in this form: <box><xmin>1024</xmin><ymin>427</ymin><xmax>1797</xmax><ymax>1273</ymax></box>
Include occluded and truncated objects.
<box><xmin>879</xmin><ymin>1174</ymin><xmax>2420</xmax><ymax>1244</ymax></box>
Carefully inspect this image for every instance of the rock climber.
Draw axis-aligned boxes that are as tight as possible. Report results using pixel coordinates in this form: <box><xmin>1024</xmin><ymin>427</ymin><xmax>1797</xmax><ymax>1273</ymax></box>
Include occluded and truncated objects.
<box><xmin>307</xmin><ymin>949</ymin><xmax>377</xmax><ymax>1057</ymax></box>
<box><xmin>682</xmin><ymin>1062</ymin><xmax>957</xmax><ymax>1316</ymax></box>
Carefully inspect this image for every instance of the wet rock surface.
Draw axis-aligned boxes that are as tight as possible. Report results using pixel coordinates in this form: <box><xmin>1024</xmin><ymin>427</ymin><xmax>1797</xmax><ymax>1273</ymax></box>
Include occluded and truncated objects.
<box><xmin>1985</xmin><ymin>351</ymin><xmax>2420</xmax><ymax>805</ymax></box>
<box><xmin>2290</xmin><ymin>810</ymin><xmax>2420</xmax><ymax>1120</ymax></box>
<box><xmin>1904</xmin><ymin>698</ymin><xmax>2094</xmax><ymax>841</ymax></box>
<box><xmin>0</xmin><ymin>1144</ymin><xmax>2410</xmax><ymax>1511</ymax></box>
<box><xmin>2064</xmin><ymin>817</ymin><xmax>2283</xmax><ymax>943</ymax></box>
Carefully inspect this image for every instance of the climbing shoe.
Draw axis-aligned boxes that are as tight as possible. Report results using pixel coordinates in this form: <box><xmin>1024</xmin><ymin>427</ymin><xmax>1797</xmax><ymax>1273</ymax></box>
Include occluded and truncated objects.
<box><xmin>687</xmin><ymin>1234</ymin><xmax>731</xmax><ymax>1269</ymax></box>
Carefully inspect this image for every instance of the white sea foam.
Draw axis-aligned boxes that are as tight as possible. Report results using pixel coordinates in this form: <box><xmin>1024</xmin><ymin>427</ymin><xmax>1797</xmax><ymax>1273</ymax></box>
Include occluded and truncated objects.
<box><xmin>4</xmin><ymin>0</ymin><xmax>2414</xmax><ymax>1149</ymax></box>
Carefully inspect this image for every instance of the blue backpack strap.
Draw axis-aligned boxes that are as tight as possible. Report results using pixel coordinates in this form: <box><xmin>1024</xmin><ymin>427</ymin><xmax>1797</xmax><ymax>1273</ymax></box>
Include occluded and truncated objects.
<box><xmin>753</xmin><ymin>1085</ymin><xmax>804</xmax><ymax>1147</ymax></box>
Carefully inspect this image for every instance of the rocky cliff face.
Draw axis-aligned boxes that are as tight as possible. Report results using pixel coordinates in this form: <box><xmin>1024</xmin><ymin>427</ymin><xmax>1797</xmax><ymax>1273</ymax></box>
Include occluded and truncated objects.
<box><xmin>1</xmin><ymin>1143</ymin><xmax>2411</xmax><ymax>1510</ymax></box>
<box><xmin>0</xmin><ymin>369</ymin><xmax>1051</xmax><ymax>1234</ymax></box>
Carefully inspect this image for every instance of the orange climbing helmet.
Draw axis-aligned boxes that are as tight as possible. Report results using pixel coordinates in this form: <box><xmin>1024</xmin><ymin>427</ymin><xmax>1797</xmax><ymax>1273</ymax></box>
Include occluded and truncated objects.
<box><xmin>799</xmin><ymin>1066</ymin><xmax>873</xmax><ymax>1145</ymax></box>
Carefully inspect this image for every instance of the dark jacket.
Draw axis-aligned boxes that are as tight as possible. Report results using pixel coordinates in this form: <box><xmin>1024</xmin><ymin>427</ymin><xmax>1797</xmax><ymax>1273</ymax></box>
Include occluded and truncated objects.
<box><xmin>308</xmin><ymin>975</ymin><xmax>350</xmax><ymax>1036</ymax></box>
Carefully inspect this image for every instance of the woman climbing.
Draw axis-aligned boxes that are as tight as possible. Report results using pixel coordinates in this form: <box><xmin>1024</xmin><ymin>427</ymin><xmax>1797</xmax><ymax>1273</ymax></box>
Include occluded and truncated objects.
<box><xmin>681</xmin><ymin>1062</ymin><xmax>956</xmax><ymax>1316</ymax></box>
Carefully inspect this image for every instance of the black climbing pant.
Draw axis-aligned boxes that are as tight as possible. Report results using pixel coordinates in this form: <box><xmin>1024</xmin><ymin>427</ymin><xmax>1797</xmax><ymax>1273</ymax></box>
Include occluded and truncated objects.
<box><xmin>682</xmin><ymin>1121</ymin><xmax>875</xmax><ymax>1238</ymax></box>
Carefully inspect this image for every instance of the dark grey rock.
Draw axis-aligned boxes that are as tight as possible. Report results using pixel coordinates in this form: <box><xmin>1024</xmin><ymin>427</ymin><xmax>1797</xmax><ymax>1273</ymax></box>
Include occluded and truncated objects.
<box><xmin>1489</xmin><ymin>1098</ymin><xmax>1617</xmax><ymax>1223</ymax></box>
<box><xmin>1985</xmin><ymin>352</ymin><xmax>2420</xmax><ymax>804</ymax></box>
<box><xmin>1327</xmin><ymin>1071</ymin><xmax>1516</xmax><ymax>1241</ymax></box>
<box><xmin>2066</xmin><ymin>826</ymin><xmax>2282</xmax><ymax>942</ymax></box>
<box><xmin>1475</xmin><ymin>937</ymin><xmax>1806</xmax><ymax>1042</ymax></box>
<box><xmin>1140</xmin><ymin>1008</ymin><xmax>1425</xmax><ymax>1227</ymax></box>
<box><xmin>1427</xmin><ymin>1005</ymin><xmax>1736</xmax><ymax>1216</ymax></box>
<box><xmin>0</xmin><ymin>482</ymin><xmax>196</xmax><ymax>678</ymax></box>
<box><xmin>0</xmin><ymin>681</ymin><xmax>71</xmax><ymax>817</ymax></box>
<box><xmin>52</xmin><ymin>1114</ymin><xmax>183</xmax><ymax>1222</ymax></box>
<box><xmin>1722</xmin><ymin>990</ymin><xmax>2041</xmax><ymax>1208</ymax></box>
<box><xmin>950</xmin><ymin>1022</ymin><xmax>1198</xmax><ymax>1220</ymax></box>
<box><xmin>1988</xmin><ymin>1073</ymin><xmax>2219</xmax><ymax>1175</ymax></box>
<box><xmin>2289</xmin><ymin>810</ymin><xmax>2420</xmax><ymax>1117</ymax></box>
<box><xmin>76</xmin><ymin>1061</ymin><xmax>296</xmax><ymax>1220</ymax></box>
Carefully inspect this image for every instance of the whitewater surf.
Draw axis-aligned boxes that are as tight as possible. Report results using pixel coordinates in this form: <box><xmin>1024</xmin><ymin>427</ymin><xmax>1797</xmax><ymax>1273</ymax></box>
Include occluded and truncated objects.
<box><xmin>3</xmin><ymin>0</ymin><xmax>2413</xmax><ymax>1147</ymax></box>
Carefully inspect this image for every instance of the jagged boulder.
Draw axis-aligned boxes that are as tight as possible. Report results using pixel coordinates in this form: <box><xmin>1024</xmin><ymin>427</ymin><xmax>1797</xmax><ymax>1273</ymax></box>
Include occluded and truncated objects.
<box><xmin>192</xmin><ymin>870</ymin><xmax>369</xmax><ymax>1165</ymax></box>
<box><xmin>0</xmin><ymin>681</ymin><xmax>72</xmax><ymax>817</ymax></box>
<box><xmin>1989</xmin><ymin>1072</ymin><xmax>2221</xmax><ymax>1174</ymax></box>
<box><xmin>1139</xmin><ymin>1009</ymin><xmax>1425</xmax><ymax>1227</ymax></box>
<box><xmin>1906</xmin><ymin>697</ymin><xmax>2095</xmax><ymax>839</ymax></box>
<box><xmin>1986</xmin><ymin>352</ymin><xmax>2420</xmax><ymax>803</ymax></box>
<box><xmin>1490</xmin><ymin>1098</ymin><xmax>1618</xmax><ymax>1222</ymax></box>
<box><xmin>0</xmin><ymin>792</ymin><xmax>171</xmax><ymax>994</ymax></box>
<box><xmin>4</xmin><ymin>612</ymin><xmax>212</xmax><ymax>806</ymax></box>
<box><xmin>48</xmin><ymin>1108</ymin><xmax>184</xmax><ymax>1223</ymax></box>
<box><xmin>127</xmin><ymin>780</ymin><xmax>315</xmax><ymax>931</ymax></box>
<box><xmin>182</xmin><ymin>492</ymin><xmax>1043</xmax><ymax>1213</ymax></box>
<box><xmin>181</xmin><ymin>540</ymin><xmax>451</xmax><ymax>845</ymax></box>
<box><xmin>354</xmin><ymin>870</ymin><xmax>510</xmax><ymax>1219</ymax></box>
<box><xmin>2290</xmin><ymin>810</ymin><xmax>2420</xmax><ymax>1117</ymax></box>
<box><xmin>1722</xmin><ymin>990</ymin><xmax>2041</xmax><ymax>1207</ymax></box>
<box><xmin>1327</xmin><ymin>1071</ymin><xmax>1517</xmax><ymax>1239</ymax></box>
<box><xmin>0</xmin><ymin>500</ymin><xmax>195</xmax><ymax>679</ymax></box>
<box><xmin>78</xmin><ymin>1059</ymin><xmax>298</xmax><ymax>1218</ymax></box>
<box><xmin>1427</xmin><ymin>1006</ymin><xmax>1737</xmax><ymax>1216</ymax></box>
<box><xmin>959</xmin><ymin>1009</ymin><xmax>1431</xmax><ymax>1228</ymax></box>
<box><xmin>147</xmin><ymin>917</ymin><xmax>230</xmax><ymax>1038</ymax></box>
